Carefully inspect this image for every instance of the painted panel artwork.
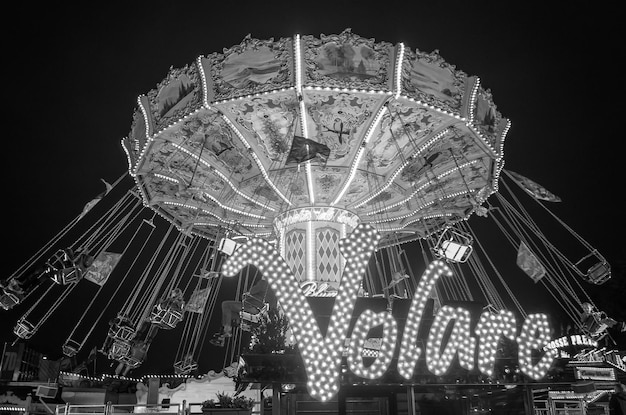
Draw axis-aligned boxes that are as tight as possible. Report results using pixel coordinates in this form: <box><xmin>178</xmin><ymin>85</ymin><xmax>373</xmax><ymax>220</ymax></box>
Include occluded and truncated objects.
<box><xmin>155</xmin><ymin>74</ymin><xmax>196</xmax><ymax>118</ymax></box>
<box><xmin>314</xmin><ymin>169</ymin><xmax>344</xmax><ymax>204</ymax></box>
<box><xmin>409</xmin><ymin>59</ymin><xmax>459</xmax><ymax>104</ymax></box>
<box><xmin>473</xmin><ymin>90</ymin><xmax>502</xmax><ymax>149</ymax></box>
<box><xmin>365</xmin><ymin>104</ymin><xmax>447</xmax><ymax>170</ymax></box>
<box><xmin>305</xmin><ymin>92</ymin><xmax>379</xmax><ymax>165</ymax></box>
<box><xmin>314</xmin><ymin>42</ymin><xmax>381</xmax><ymax>82</ymax></box>
<box><xmin>226</xmin><ymin>93</ymin><xmax>298</xmax><ymax>162</ymax></box>
<box><xmin>222</xmin><ymin>46</ymin><xmax>284</xmax><ymax>89</ymax></box>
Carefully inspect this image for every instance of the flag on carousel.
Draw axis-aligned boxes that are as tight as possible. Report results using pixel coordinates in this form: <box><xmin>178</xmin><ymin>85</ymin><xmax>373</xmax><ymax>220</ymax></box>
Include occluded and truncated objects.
<box><xmin>86</xmin><ymin>346</ymin><xmax>98</xmax><ymax>363</ymax></box>
<box><xmin>84</xmin><ymin>251</ymin><xmax>122</xmax><ymax>286</ymax></box>
<box><xmin>184</xmin><ymin>287</ymin><xmax>211</xmax><ymax>314</ymax></box>
<box><xmin>506</xmin><ymin>170</ymin><xmax>562</xmax><ymax>202</ymax></box>
<box><xmin>80</xmin><ymin>179</ymin><xmax>114</xmax><ymax>219</ymax></box>
<box><xmin>285</xmin><ymin>135</ymin><xmax>330</xmax><ymax>166</ymax></box>
<box><xmin>516</xmin><ymin>241</ymin><xmax>547</xmax><ymax>283</ymax></box>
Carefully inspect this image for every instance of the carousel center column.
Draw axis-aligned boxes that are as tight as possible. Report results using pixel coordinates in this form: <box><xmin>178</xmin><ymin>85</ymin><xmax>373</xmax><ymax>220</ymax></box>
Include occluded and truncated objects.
<box><xmin>272</xmin><ymin>207</ymin><xmax>361</xmax><ymax>292</ymax></box>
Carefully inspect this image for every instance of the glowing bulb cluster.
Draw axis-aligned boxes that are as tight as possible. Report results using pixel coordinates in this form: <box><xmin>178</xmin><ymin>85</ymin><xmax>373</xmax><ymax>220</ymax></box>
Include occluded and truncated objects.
<box><xmin>426</xmin><ymin>306</ymin><xmax>476</xmax><ymax>375</ymax></box>
<box><xmin>222</xmin><ymin>223</ymin><xmax>380</xmax><ymax>402</ymax></box>
<box><xmin>474</xmin><ymin>310</ymin><xmax>517</xmax><ymax>376</ymax></box>
<box><xmin>396</xmin><ymin>260</ymin><xmax>453</xmax><ymax>379</ymax></box>
<box><xmin>347</xmin><ymin>310</ymin><xmax>398</xmax><ymax>379</ymax></box>
<box><xmin>221</xmin><ymin>227</ymin><xmax>557</xmax><ymax>398</ymax></box>
<box><xmin>517</xmin><ymin>313</ymin><xmax>556</xmax><ymax>380</ymax></box>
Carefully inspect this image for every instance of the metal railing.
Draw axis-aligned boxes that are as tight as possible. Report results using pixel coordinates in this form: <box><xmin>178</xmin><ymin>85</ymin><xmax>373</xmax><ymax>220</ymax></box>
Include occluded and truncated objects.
<box><xmin>534</xmin><ymin>399</ymin><xmax>550</xmax><ymax>415</ymax></box>
<box><xmin>53</xmin><ymin>401</ymin><xmax>263</xmax><ymax>415</ymax></box>
<box><xmin>551</xmin><ymin>399</ymin><xmax>585</xmax><ymax>415</ymax></box>
<box><xmin>55</xmin><ymin>402</ymin><xmax>182</xmax><ymax>415</ymax></box>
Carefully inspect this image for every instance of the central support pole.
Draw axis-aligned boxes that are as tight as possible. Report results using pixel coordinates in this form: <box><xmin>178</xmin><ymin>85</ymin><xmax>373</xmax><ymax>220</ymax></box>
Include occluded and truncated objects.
<box><xmin>273</xmin><ymin>207</ymin><xmax>360</xmax><ymax>289</ymax></box>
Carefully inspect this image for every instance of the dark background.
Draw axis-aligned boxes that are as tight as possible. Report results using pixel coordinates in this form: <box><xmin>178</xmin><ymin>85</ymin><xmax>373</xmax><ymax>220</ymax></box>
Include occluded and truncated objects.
<box><xmin>3</xmin><ymin>1</ymin><xmax>624</xmax><ymax>377</ymax></box>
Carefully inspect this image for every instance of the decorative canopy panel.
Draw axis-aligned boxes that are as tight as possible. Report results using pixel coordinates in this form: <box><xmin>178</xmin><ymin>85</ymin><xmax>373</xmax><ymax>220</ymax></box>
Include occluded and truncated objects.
<box><xmin>123</xmin><ymin>29</ymin><xmax>509</xmax><ymax>247</ymax></box>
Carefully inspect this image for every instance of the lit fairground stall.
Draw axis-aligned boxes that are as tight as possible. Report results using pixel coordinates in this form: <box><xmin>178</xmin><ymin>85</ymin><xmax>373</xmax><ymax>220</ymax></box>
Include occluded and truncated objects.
<box><xmin>2</xmin><ymin>30</ymin><xmax>624</xmax><ymax>415</ymax></box>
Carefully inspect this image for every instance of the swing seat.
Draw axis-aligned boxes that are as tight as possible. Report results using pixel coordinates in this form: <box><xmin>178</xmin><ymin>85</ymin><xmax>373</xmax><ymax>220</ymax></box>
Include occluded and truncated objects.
<box><xmin>574</xmin><ymin>250</ymin><xmax>611</xmax><ymax>285</ymax></box>
<box><xmin>47</xmin><ymin>249</ymin><xmax>83</xmax><ymax>285</ymax></box>
<box><xmin>218</xmin><ymin>237</ymin><xmax>241</xmax><ymax>256</ymax></box>
<box><xmin>585</xmin><ymin>261</ymin><xmax>611</xmax><ymax>285</ymax></box>
<box><xmin>0</xmin><ymin>290</ymin><xmax>21</xmax><ymax>310</ymax></box>
<box><xmin>62</xmin><ymin>339</ymin><xmax>81</xmax><ymax>357</ymax></box>
<box><xmin>108</xmin><ymin>314</ymin><xmax>135</xmax><ymax>340</ymax></box>
<box><xmin>581</xmin><ymin>313</ymin><xmax>609</xmax><ymax>339</ymax></box>
<box><xmin>108</xmin><ymin>339</ymin><xmax>132</xmax><ymax>360</ymax></box>
<box><xmin>47</xmin><ymin>249</ymin><xmax>93</xmax><ymax>285</ymax></box>
<box><xmin>240</xmin><ymin>302</ymin><xmax>270</xmax><ymax>332</ymax></box>
<box><xmin>174</xmin><ymin>359</ymin><xmax>198</xmax><ymax>375</ymax></box>
<box><xmin>49</xmin><ymin>266</ymin><xmax>82</xmax><ymax>285</ymax></box>
<box><xmin>13</xmin><ymin>318</ymin><xmax>36</xmax><ymax>339</ymax></box>
<box><xmin>242</xmin><ymin>290</ymin><xmax>266</xmax><ymax>309</ymax></box>
<box><xmin>108</xmin><ymin>322</ymin><xmax>135</xmax><ymax>341</ymax></box>
<box><xmin>433</xmin><ymin>228</ymin><xmax>473</xmax><ymax>263</ymax></box>
<box><xmin>121</xmin><ymin>341</ymin><xmax>150</xmax><ymax>368</ymax></box>
<box><xmin>150</xmin><ymin>303</ymin><xmax>184</xmax><ymax>329</ymax></box>
<box><xmin>119</xmin><ymin>355</ymin><xmax>143</xmax><ymax>368</ymax></box>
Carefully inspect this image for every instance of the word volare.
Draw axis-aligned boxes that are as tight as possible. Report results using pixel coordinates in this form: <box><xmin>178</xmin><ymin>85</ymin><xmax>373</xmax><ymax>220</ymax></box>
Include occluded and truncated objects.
<box><xmin>222</xmin><ymin>224</ymin><xmax>556</xmax><ymax>402</ymax></box>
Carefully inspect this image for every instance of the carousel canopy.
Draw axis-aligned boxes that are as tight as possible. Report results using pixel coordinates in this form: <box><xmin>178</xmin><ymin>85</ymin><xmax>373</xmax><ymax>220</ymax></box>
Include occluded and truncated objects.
<box><xmin>123</xmin><ymin>29</ymin><xmax>509</xmax><ymax>248</ymax></box>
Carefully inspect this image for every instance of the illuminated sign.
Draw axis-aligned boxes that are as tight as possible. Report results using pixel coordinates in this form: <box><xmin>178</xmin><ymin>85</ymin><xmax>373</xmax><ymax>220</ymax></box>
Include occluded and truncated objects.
<box><xmin>222</xmin><ymin>224</ymin><xmax>555</xmax><ymax>401</ymax></box>
<box><xmin>543</xmin><ymin>334</ymin><xmax>598</xmax><ymax>351</ymax></box>
<box><xmin>273</xmin><ymin>207</ymin><xmax>360</xmax><ymax>233</ymax></box>
<box><xmin>575</xmin><ymin>367</ymin><xmax>616</xmax><ymax>381</ymax></box>
<box><xmin>300</xmin><ymin>281</ymin><xmax>338</xmax><ymax>297</ymax></box>
<box><xmin>572</xmin><ymin>349</ymin><xmax>626</xmax><ymax>372</ymax></box>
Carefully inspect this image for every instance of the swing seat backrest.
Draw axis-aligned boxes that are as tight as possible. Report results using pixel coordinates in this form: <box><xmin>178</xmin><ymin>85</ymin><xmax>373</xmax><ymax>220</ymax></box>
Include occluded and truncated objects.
<box><xmin>62</xmin><ymin>341</ymin><xmax>80</xmax><ymax>357</ymax></box>
<box><xmin>150</xmin><ymin>303</ymin><xmax>184</xmax><ymax>329</ymax></box>
<box><xmin>240</xmin><ymin>303</ymin><xmax>270</xmax><ymax>330</ymax></box>
<box><xmin>108</xmin><ymin>339</ymin><xmax>132</xmax><ymax>360</ymax></box>
<box><xmin>13</xmin><ymin>319</ymin><xmax>35</xmax><ymax>339</ymax></box>
<box><xmin>582</xmin><ymin>313</ymin><xmax>608</xmax><ymax>338</ymax></box>
<box><xmin>174</xmin><ymin>360</ymin><xmax>198</xmax><ymax>375</ymax></box>
<box><xmin>1</xmin><ymin>291</ymin><xmax>21</xmax><ymax>310</ymax></box>
<box><xmin>585</xmin><ymin>261</ymin><xmax>611</xmax><ymax>285</ymax></box>
<box><xmin>242</xmin><ymin>291</ymin><xmax>266</xmax><ymax>312</ymax></box>
<box><xmin>109</xmin><ymin>323</ymin><xmax>135</xmax><ymax>341</ymax></box>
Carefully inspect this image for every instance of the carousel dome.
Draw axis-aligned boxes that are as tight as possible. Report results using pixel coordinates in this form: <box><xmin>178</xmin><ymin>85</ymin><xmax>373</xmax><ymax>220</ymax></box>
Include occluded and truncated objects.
<box><xmin>123</xmin><ymin>29</ymin><xmax>509</xmax><ymax>249</ymax></box>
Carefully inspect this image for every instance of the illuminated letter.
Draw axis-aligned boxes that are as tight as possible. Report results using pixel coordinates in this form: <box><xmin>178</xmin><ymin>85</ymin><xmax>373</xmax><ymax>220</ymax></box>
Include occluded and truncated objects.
<box><xmin>222</xmin><ymin>224</ymin><xmax>380</xmax><ymax>402</ymax></box>
<box><xmin>426</xmin><ymin>306</ymin><xmax>476</xmax><ymax>375</ymax></box>
<box><xmin>397</xmin><ymin>260</ymin><xmax>452</xmax><ymax>379</ymax></box>
<box><xmin>474</xmin><ymin>310</ymin><xmax>517</xmax><ymax>376</ymax></box>
<box><xmin>517</xmin><ymin>313</ymin><xmax>555</xmax><ymax>380</ymax></box>
<box><xmin>347</xmin><ymin>310</ymin><xmax>398</xmax><ymax>379</ymax></box>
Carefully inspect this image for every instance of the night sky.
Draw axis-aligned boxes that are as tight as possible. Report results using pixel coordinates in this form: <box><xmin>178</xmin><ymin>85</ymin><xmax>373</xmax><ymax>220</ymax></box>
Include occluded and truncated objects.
<box><xmin>3</xmin><ymin>1</ymin><xmax>624</xmax><ymax>377</ymax></box>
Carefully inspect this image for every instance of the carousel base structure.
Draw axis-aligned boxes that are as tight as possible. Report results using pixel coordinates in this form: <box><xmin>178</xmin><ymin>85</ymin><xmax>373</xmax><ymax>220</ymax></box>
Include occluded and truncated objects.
<box><xmin>2</xmin><ymin>334</ymin><xmax>624</xmax><ymax>415</ymax></box>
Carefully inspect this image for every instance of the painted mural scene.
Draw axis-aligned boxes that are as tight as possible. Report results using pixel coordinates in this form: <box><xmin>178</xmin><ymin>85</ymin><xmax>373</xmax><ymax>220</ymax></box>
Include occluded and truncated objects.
<box><xmin>2</xmin><ymin>29</ymin><xmax>625</xmax><ymax>415</ymax></box>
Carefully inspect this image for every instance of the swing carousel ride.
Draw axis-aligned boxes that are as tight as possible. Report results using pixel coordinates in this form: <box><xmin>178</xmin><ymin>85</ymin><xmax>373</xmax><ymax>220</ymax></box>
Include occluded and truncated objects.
<box><xmin>1</xmin><ymin>30</ymin><xmax>621</xmax><ymax>400</ymax></box>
